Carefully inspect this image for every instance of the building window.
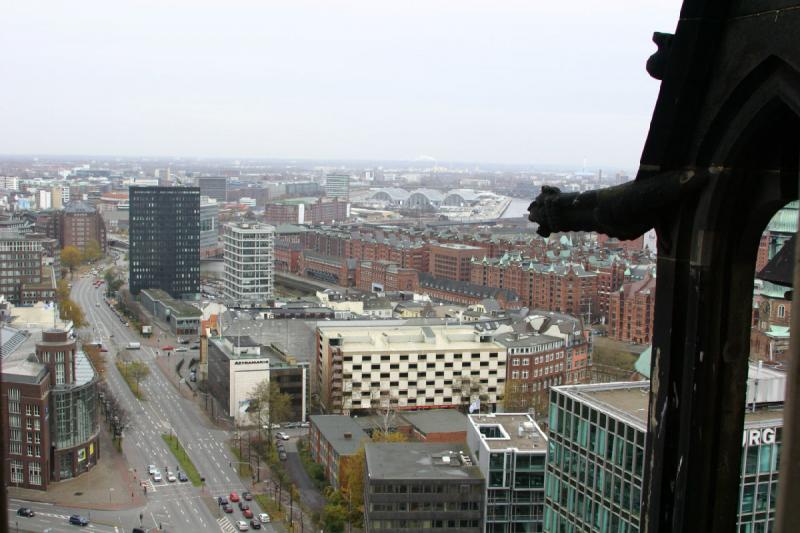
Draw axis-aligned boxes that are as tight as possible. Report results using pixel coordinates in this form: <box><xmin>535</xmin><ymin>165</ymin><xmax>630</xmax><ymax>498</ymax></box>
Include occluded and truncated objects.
<box><xmin>10</xmin><ymin>460</ymin><xmax>23</xmax><ymax>484</ymax></box>
<box><xmin>778</xmin><ymin>305</ymin><xmax>786</xmax><ymax>318</ymax></box>
<box><xmin>9</xmin><ymin>415</ymin><xmax>20</xmax><ymax>428</ymax></box>
<box><xmin>512</xmin><ymin>358</ymin><xmax>520</xmax><ymax>366</ymax></box>
<box><xmin>9</xmin><ymin>401</ymin><xmax>20</xmax><ymax>414</ymax></box>
<box><xmin>28</xmin><ymin>462</ymin><xmax>41</xmax><ymax>485</ymax></box>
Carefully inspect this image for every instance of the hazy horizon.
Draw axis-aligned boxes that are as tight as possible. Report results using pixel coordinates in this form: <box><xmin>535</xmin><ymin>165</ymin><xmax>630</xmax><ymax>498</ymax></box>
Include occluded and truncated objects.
<box><xmin>1</xmin><ymin>1</ymin><xmax>683</xmax><ymax>169</ymax></box>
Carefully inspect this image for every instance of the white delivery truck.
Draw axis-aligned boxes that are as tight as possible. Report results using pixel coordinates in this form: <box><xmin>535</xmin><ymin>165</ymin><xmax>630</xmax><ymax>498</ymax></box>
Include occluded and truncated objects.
<box><xmin>127</xmin><ymin>342</ymin><xmax>141</xmax><ymax>350</ymax></box>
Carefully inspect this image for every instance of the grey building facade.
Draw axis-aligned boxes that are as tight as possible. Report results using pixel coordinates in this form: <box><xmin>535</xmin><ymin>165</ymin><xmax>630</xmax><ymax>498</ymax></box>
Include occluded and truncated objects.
<box><xmin>129</xmin><ymin>187</ymin><xmax>200</xmax><ymax>299</ymax></box>
<box><xmin>364</xmin><ymin>442</ymin><xmax>485</xmax><ymax>533</ymax></box>
<box><xmin>196</xmin><ymin>176</ymin><xmax>228</xmax><ymax>202</ymax></box>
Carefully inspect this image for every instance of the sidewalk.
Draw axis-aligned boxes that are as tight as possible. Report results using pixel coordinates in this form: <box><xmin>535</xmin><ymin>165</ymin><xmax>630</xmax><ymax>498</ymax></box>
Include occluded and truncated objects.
<box><xmin>7</xmin><ymin>426</ymin><xmax>146</xmax><ymax>511</ymax></box>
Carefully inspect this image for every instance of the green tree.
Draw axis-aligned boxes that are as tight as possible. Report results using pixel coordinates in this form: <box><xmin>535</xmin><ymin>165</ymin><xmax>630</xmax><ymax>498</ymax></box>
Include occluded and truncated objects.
<box><xmin>126</xmin><ymin>361</ymin><xmax>150</xmax><ymax>396</ymax></box>
<box><xmin>103</xmin><ymin>268</ymin><xmax>124</xmax><ymax>296</ymax></box>
<box><xmin>82</xmin><ymin>239</ymin><xmax>103</xmax><ymax>263</ymax></box>
<box><xmin>248</xmin><ymin>379</ymin><xmax>292</xmax><ymax>446</ymax></box>
<box><xmin>60</xmin><ymin>298</ymin><xmax>87</xmax><ymax>328</ymax></box>
<box><xmin>60</xmin><ymin>245</ymin><xmax>82</xmax><ymax>277</ymax></box>
<box><xmin>56</xmin><ymin>279</ymin><xmax>71</xmax><ymax>301</ymax></box>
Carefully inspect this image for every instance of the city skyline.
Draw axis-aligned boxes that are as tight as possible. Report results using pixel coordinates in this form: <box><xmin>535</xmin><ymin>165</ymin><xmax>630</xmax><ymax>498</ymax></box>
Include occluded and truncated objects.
<box><xmin>2</xmin><ymin>1</ymin><xmax>682</xmax><ymax>169</ymax></box>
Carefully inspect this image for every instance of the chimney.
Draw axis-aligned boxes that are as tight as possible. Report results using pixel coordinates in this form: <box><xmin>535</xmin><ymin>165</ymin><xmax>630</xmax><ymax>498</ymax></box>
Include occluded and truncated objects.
<box><xmin>344</xmin><ymin>432</ymin><xmax>352</xmax><ymax>439</ymax></box>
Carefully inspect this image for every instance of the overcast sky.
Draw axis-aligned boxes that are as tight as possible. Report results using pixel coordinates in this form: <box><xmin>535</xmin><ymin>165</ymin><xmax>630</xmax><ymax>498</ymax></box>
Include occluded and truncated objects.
<box><xmin>1</xmin><ymin>1</ymin><xmax>682</xmax><ymax>169</ymax></box>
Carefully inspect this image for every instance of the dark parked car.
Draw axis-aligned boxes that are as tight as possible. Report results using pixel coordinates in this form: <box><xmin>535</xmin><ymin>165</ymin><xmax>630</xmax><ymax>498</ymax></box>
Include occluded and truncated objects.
<box><xmin>178</xmin><ymin>471</ymin><xmax>188</xmax><ymax>482</ymax></box>
<box><xmin>250</xmin><ymin>519</ymin><xmax>262</xmax><ymax>530</ymax></box>
<box><xmin>242</xmin><ymin>491</ymin><xmax>253</xmax><ymax>501</ymax></box>
<box><xmin>16</xmin><ymin>507</ymin><xmax>35</xmax><ymax>517</ymax></box>
<box><xmin>69</xmin><ymin>514</ymin><xmax>90</xmax><ymax>526</ymax></box>
<box><xmin>218</xmin><ymin>496</ymin><xmax>229</xmax><ymax>506</ymax></box>
<box><xmin>222</xmin><ymin>504</ymin><xmax>233</xmax><ymax>514</ymax></box>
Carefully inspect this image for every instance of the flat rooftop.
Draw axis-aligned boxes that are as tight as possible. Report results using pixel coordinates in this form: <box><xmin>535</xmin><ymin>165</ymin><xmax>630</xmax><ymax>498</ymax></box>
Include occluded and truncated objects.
<box><xmin>469</xmin><ymin>413</ymin><xmax>548</xmax><ymax>452</ymax></box>
<box><xmin>142</xmin><ymin>289</ymin><xmax>202</xmax><ymax>317</ymax></box>
<box><xmin>401</xmin><ymin>409</ymin><xmax>468</xmax><ymax>436</ymax></box>
<box><xmin>365</xmin><ymin>442</ymin><xmax>482</xmax><ymax>481</ymax></box>
<box><xmin>555</xmin><ymin>382</ymin><xmax>783</xmax><ymax>431</ymax></box>
<box><xmin>310</xmin><ymin>415</ymin><xmax>368</xmax><ymax>456</ymax></box>
<box><xmin>433</xmin><ymin>243</ymin><xmax>483</xmax><ymax>251</ymax></box>
<box><xmin>317</xmin><ymin>324</ymin><xmax>503</xmax><ymax>353</ymax></box>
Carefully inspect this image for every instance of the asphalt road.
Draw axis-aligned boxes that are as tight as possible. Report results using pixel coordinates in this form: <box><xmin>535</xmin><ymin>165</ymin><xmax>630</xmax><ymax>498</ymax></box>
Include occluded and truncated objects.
<box><xmin>8</xmin><ymin>269</ymin><xmax>273</xmax><ymax>533</ymax></box>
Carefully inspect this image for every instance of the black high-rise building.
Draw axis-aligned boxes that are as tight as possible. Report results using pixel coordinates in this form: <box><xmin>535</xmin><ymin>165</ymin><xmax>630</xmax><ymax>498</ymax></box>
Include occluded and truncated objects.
<box><xmin>130</xmin><ymin>187</ymin><xmax>200</xmax><ymax>299</ymax></box>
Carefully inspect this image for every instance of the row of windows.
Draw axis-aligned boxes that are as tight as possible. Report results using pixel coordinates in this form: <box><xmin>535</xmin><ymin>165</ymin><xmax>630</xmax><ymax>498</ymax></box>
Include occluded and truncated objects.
<box><xmin>511</xmin><ymin>352</ymin><xmax>564</xmax><ymax>366</ymax></box>
<box><xmin>370</xmin><ymin>482</ymin><xmax>479</xmax><ymax>495</ymax></box>
<box><xmin>511</xmin><ymin>365</ymin><xmax>563</xmax><ymax>380</ymax></box>
<box><xmin>370</xmin><ymin>519</ymin><xmax>479</xmax><ymax>529</ymax></box>
<box><xmin>369</xmin><ymin>501</ymin><xmax>479</xmax><ymax>512</ymax></box>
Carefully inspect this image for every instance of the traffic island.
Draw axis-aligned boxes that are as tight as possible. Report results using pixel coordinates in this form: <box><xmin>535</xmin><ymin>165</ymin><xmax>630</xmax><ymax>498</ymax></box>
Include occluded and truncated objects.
<box><xmin>115</xmin><ymin>359</ymin><xmax>148</xmax><ymax>400</ymax></box>
<box><xmin>162</xmin><ymin>434</ymin><xmax>203</xmax><ymax>487</ymax></box>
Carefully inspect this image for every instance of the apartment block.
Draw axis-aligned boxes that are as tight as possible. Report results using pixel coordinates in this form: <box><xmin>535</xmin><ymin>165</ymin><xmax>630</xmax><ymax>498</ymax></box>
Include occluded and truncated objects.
<box><xmin>222</xmin><ymin>221</ymin><xmax>275</xmax><ymax>304</ymax></box>
<box><xmin>308</xmin><ymin>414</ymin><xmax>368</xmax><ymax>490</ymax></box>
<box><xmin>495</xmin><ymin>332</ymin><xmax>566</xmax><ymax>413</ymax></box>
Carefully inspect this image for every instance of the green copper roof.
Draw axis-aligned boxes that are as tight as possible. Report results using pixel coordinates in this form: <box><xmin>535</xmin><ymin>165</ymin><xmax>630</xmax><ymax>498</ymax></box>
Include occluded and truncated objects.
<box><xmin>634</xmin><ymin>346</ymin><xmax>652</xmax><ymax>378</ymax></box>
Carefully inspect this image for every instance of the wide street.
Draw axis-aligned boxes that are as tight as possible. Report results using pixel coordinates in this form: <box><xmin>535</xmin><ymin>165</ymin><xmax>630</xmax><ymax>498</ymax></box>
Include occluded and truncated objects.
<box><xmin>9</xmin><ymin>265</ymin><xmax>274</xmax><ymax>533</ymax></box>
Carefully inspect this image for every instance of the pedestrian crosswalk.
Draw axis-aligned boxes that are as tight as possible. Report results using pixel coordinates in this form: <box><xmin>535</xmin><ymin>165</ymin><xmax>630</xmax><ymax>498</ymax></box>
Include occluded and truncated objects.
<box><xmin>217</xmin><ymin>516</ymin><xmax>238</xmax><ymax>533</ymax></box>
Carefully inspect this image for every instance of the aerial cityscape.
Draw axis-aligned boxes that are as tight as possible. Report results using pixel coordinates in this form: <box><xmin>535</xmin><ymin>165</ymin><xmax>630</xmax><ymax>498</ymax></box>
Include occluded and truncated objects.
<box><xmin>2</xmin><ymin>1</ymin><xmax>796</xmax><ymax>533</ymax></box>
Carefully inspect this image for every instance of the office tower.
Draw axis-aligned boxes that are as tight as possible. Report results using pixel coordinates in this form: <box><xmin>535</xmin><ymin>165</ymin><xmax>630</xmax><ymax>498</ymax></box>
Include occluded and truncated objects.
<box><xmin>129</xmin><ymin>187</ymin><xmax>200</xmax><ymax>299</ymax></box>
<box><xmin>467</xmin><ymin>413</ymin><xmax>548</xmax><ymax>533</ymax></box>
<box><xmin>199</xmin><ymin>196</ymin><xmax>220</xmax><ymax>258</ymax></box>
<box><xmin>222</xmin><ymin>221</ymin><xmax>275</xmax><ymax>305</ymax></box>
<box><xmin>196</xmin><ymin>176</ymin><xmax>228</xmax><ymax>202</ymax></box>
<box><xmin>544</xmin><ymin>379</ymin><xmax>784</xmax><ymax>533</ymax></box>
<box><xmin>324</xmin><ymin>173</ymin><xmax>350</xmax><ymax>200</ymax></box>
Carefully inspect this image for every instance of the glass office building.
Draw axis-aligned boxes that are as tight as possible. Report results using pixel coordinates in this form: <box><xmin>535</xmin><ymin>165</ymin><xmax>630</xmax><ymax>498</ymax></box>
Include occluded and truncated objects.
<box><xmin>544</xmin><ymin>381</ymin><xmax>783</xmax><ymax>533</ymax></box>
<box><xmin>467</xmin><ymin>413</ymin><xmax>549</xmax><ymax>533</ymax></box>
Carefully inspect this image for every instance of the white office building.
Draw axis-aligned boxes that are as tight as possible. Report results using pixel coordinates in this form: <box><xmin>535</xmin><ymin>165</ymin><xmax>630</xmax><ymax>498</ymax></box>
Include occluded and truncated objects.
<box><xmin>222</xmin><ymin>222</ymin><xmax>275</xmax><ymax>305</ymax></box>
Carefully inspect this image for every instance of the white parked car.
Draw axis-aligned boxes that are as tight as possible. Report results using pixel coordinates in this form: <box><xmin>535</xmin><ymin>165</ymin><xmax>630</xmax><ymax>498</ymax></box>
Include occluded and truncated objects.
<box><xmin>236</xmin><ymin>520</ymin><xmax>249</xmax><ymax>531</ymax></box>
<box><xmin>153</xmin><ymin>472</ymin><xmax>162</xmax><ymax>482</ymax></box>
<box><xmin>167</xmin><ymin>471</ymin><xmax>176</xmax><ymax>482</ymax></box>
<box><xmin>258</xmin><ymin>513</ymin><xmax>271</xmax><ymax>523</ymax></box>
<box><xmin>275</xmin><ymin>431</ymin><xmax>290</xmax><ymax>441</ymax></box>
<box><xmin>148</xmin><ymin>464</ymin><xmax>157</xmax><ymax>475</ymax></box>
